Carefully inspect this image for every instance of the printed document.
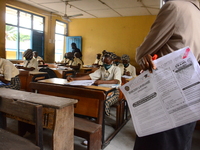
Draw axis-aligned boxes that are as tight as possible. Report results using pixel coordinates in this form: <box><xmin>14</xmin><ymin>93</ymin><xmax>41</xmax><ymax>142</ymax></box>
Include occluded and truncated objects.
<box><xmin>120</xmin><ymin>47</ymin><xmax>200</xmax><ymax>137</ymax></box>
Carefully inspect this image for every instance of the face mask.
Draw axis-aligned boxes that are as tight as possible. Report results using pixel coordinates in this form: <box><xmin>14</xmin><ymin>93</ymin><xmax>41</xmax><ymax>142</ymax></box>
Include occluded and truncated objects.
<box><xmin>124</xmin><ymin>63</ymin><xmax>129</xmax><ymax>68</ymax></box>
<box><xmin>114</xmin><ymin>62</ymin><xmax>120</xmax><ymax>66</ymax></box>
<box><xmin>103</xmin><ymin>64</ymin><xmax>112</xmax><ymax>70</ymax></box>
<box><xmin>25</xmin><ymin>57</ymin><xmax>31</xmax><ymax>60</ymax></box>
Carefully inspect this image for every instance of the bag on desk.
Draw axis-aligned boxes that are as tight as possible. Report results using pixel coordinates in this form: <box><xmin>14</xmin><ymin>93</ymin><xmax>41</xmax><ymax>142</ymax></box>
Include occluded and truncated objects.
<box><xmin>39</xmin><ymin>67</ymin><xmax>57</xmax><ymax>78</ymax></box>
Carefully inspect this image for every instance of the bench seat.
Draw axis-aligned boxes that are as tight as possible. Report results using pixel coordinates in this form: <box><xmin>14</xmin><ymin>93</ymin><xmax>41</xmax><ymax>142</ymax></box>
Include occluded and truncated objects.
<box><xmin>74</xmin><ymin>117</ymin><xmax>102</xmax><ymax>150</ymax></box>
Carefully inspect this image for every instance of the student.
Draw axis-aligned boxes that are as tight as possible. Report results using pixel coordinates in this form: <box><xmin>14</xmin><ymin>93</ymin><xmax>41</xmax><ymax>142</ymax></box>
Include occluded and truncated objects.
<box><xmin>17</xmin><ymin>49</ymin><xmax>38</xmax><ymax>71</ymax></box>
<box><xmin>134</xmin><ymin>0</ymin><xmax>200</xmax><ymax>150</ymax></box>
<box><xmin>71</xmin><ymin>43</ymin><xmax>82</xmax><ymax>58</ymax></box>
<box><xmin>61</xmin><ymin>53</ymin><xmax>69</xmax><ymax>64</ymax></box>
<box><xmin>0</xmin><ymin>58</ymin><xmax>21</xmax><ymax>90</ymax></box>
<box><xmin>113</xmin><ymin>55</ymin><xmax>124</xmax><ymax>75</ymax></box>
<box><xmin>67</xmin><ymin>51</ymin><xmax>121</xmax><ymax>116</ymax></box>
<box><xmin>121</xmin><ymin>54</ymin><xmax>136</xmax><ymax>78</ymax></box>
<box><xmin>33</xmin><ymin>51</ymin><xmax>45</xmax><ymax>65</ymax></box>
<box><xmin>71</xmin><ymin>52</ymin><xmax>84</xmax><ymax>71</ymax></box>
<box><xmin>93</xmin><ymin>53</ymin><xmax>103</xmax><ymax>66</ymax></box>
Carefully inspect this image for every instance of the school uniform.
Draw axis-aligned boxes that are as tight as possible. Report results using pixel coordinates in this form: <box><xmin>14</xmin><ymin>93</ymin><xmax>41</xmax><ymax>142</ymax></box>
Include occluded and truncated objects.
<box><xmin>72</xmin><ymin>57</ymin><xmax>83</xmax><ymax>68</ymax></box>
<box><xmin>34</xmin><ymin>56</ymin><xmax>43</xmax><ymax>65</ymax></box>
<box><xmin>89</xmin><ymin>65</ymin><xmax>121</xmax><ymax>115</ymax></box>
<box><xmin>61</xmin><ymin>58</ymin><xmax>70</xmax><ymax>63</ymax></box>
<box><xmin>23</xmin><ymin>58</ymin><xmax>39</xmax><ymax>72</ymax></box>
<box><xmin>123</xmin><ymin>64</ymin><xmax>137</xmax><ymax>78</ymax></box>
<box><xmin>0</xmin><ymin>58</ymin><xmax>20</xmax><ymax>90</ymax></box>
<box><xmin>114</xmin><ymin>63</ymin><xmax>124</xmax><ymax>76</ymax></box>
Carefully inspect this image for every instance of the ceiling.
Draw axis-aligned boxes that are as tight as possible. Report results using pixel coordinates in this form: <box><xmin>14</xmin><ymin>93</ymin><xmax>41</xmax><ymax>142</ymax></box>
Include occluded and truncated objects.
<box><xmin>15</xmin><ymin>0</ymin><xmax>162</xmax><ymax>19</ymax></box>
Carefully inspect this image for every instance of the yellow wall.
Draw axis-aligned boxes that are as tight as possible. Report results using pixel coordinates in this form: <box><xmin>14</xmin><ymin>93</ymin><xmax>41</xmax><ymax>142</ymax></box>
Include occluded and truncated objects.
<box><xmin>69</xmin><ymin>16</ymin><xmax>156</xmax><ymax>70</ymax></box>
<box><xmin>1</xmin><ymin>0</ymin><xmax>156</xmax><ymax>72</ymax></box>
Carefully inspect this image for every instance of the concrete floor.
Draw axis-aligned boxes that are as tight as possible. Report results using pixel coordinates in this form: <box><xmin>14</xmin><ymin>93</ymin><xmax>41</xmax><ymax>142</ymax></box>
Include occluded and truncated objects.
<box><xmin>6</xmin><ymin>108</ymin><xmax>200</xmax><ymax>150</ymax></box>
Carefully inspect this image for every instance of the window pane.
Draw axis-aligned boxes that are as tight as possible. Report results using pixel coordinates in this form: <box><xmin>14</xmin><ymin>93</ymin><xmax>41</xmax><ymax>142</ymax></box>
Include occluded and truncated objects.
<box><xmin>19</xmin><ymin>11</ymin><xmax>31</xmax><ymax>28</ymax></box>
<box><xmin>33</xmin><ymin>15</ymin><xmax>44</xmax><ymax>31</ymax></box>
<box><xmin>5</xmin><ymin>25</ymin><xmax>18</xmax><ymax>59</ymax></box>
<box><xmin>19</xmin><ymin>28</ymin><xmax>31</xmax><ymax>59</ymax></box>
<box><xmin>6</xmin><ymin>7</ymin><xmax>18</xmax><ymax>25</ymax></box>
<box><xmin>55</xmin><ymin>34</ymin><xmax>65</xmax><ymax>62</ymax></box>
<box><xmin>56</xmin><ymin>21</ymin><xmax>67</xmax><ymax>34</ymax></box>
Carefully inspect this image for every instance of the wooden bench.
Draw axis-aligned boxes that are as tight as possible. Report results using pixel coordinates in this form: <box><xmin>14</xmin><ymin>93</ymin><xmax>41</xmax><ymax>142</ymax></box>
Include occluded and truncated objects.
<box><xmin>0</xmin><ymin>97</ymin><xmax>43</xmax><ymax>150</ymax></box>
<box><xmin>0</xmin><ymin>88</ymin><xmax>77</xmax><ymax>150</ymax></box>
<box><xmin>74</xmin><ymin>117</ymin><xmax>102</xmax><ymax>150</ymax></box>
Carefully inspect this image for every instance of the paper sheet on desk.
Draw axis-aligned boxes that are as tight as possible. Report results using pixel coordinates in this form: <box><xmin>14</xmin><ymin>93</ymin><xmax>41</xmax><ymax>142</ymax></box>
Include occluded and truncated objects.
<box><xmin>122</xmin><ymin>75</ymin><xmax>133</xmax><ymax>79</ymax></box>
<box><xmin>65</xmin><ymin>80</ymin><xmax>95</xmax><ymax>86</ymax></box>
<box><xmin>98</xmin><ymin>84</ymin><xmax>120</xmax><ymax>88</ymax></box>
<box><xmin>120</xmin><ymin>47</ymin><xmax>200</xmax><ymax>137</ymax></box>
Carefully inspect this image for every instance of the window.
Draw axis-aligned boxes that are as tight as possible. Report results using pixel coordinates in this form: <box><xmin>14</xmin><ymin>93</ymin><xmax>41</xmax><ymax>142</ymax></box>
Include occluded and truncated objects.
<box><xmin>5</xmin><ymin>6</ymin><xmax>44</xmax><ymax>60</ymax></box>
<box><xmin>55</xmin><ymin>21</ymin><xmax>68</xmax><ymax>62</ymax></box>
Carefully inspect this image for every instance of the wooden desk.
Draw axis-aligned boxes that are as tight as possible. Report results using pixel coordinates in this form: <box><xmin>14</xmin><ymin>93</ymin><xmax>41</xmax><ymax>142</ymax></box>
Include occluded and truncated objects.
<box><xmin>30</xmin><ymin>78</ymin><xmax>126</xmax><ymax>149</ymax></box>
<box><xmin>79</xmin><ymin>67</ymin><xmax>92</xmax><ymax>73</ymax></box>
<box><xmin>18</xmin><ymin>70</ymin><xmax>48</xmax><ymax>91</ymax></box>
<box><xmin>0</xmin><ymin>88</ymin><xmax>77</xmax><ymax>150</ymax></box>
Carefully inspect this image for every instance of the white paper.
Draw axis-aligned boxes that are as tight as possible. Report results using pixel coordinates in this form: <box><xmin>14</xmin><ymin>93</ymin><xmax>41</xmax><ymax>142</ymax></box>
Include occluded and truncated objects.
<box><xmin>98</xmin><ymin>84</ymin><xmax>120</xmax><ymax>88</ymax></box>
<box><xmin>65</xmin><ymin>80</ymin><xmax>95</xmax><ymax>86</ymax></box>
<box><xmin>122</xmin><ymin>75</ymin><xmax>133</xmax><ymax>79</ymax></box>
<box><xmin>120</xmin><ymin>47</ymin><xmax>200</xmax><ymax>137</ymax></box>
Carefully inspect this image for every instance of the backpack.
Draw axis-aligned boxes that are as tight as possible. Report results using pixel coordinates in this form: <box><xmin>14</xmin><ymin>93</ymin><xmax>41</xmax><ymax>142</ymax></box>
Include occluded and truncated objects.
<box><xmin>39</xmin><ymin>67</ymin><xmax>57</xmax><ymax>78</ymax></box>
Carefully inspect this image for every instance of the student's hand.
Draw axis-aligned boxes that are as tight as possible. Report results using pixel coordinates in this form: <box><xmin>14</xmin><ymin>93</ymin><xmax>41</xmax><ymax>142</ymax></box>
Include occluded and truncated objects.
<box><xmin>125</xmin><ymin>71</ymin><xmax>131</xmax><ymax>76</ymax></box>
<box><xmin>94</xmin><ymin>80</ymin><xmax>102</xmax><ymax>85</ymax></box>
<box><xmin>139</xmin><ymin>54</ymin><xmax>156</xmax><ymax>73</ymax></box>
<box><xmin>67</xmin><ymin>77</ymin><xmax>74</xmax><ymax>82</ymax></box>
<box><xmin>16</xmin><ymin>66</ymin><xmax>23</xmax><ymax>69</ymax></box>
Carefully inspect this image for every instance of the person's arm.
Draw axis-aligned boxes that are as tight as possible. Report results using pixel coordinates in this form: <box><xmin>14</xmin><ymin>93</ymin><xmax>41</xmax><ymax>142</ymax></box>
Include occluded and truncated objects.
<box><xmin>0</xmin><ymin>76</ymin><xmax>10</xmax><ymax>84</ymax></box>
<box><xmin>1</xmin><ymin>63</ymin><xmax>12</xmax><ymax>84</ymax></box>
<box><xmin>136</xmin><ymin>2</ymin><xmax>178</xmax><ymax>72</ymax></box>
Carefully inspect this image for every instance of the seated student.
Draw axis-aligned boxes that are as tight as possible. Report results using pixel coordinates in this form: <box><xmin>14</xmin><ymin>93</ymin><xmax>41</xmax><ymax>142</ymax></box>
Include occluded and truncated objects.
<box><xmin>17</xmin><ymin>49</ymin><xmax>38</xmax><ymax>72</ymax></box>
<box><xmin>61</xmin><ymin>52</ymin><xmax>73</xmax><ymax>65</ymax></box>
<box><xmin>121</xmin><ymin>54</ymin><xmax>136</xmax><ymax>78</ymax></box>
<box><xmin>113</xmin><ymin>55</ymin><xmax>124</xmax><ymax>76</ymax></box>
<box><xmin>33</xmin><ymin>51</ymin><xmax>45</xmax><ymax>65</ymax></box>
<box><xmin>67</xmin><ymin>51</ymin><xmax>121</xmax><ymax>116</ymax></box>
<box><xmin>93</xmin><ymin>53</ymin><xmax>103</xmax><ymax>66</ymax></box>
<box><xmin>0</xmin><ymin>58</ymin><xmax>21</xmax><ymax>90</ymax></box>
<box><xmin>70</xmin><ymin>52</ymin><xmax>84</xmax><ymax>71</ymax></box>
<box><xmin>61</xmin><ymin>53</ymin><xmax>69</xmax><ymax>64</ymax></box>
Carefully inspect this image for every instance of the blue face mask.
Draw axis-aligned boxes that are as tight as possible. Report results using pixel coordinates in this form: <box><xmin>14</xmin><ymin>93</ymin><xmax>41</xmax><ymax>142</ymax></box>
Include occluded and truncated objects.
<box><xmin>103</xmin><ymin>64</ymin><xmax>112</xmax><ymax>70</ymax></box>
<box><xmin>124</xmin><ymin>63</ymin><xmax>129</xmax><ymax>68</ymax></box>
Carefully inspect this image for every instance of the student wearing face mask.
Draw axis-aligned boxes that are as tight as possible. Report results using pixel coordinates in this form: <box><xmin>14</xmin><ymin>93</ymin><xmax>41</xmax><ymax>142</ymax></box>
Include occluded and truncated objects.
<box><xmin>121</xmin><ymin>54</ymin><xmax>136</xmax><ymax>78</ymax></box>
<box><xmin>113</xmin><ymin>55</ymin><xmax>124</xmax><ymax>76</ymax></box>
<box><xmin>67</xmin><ymin>51</ymin><xmax>121</xmax><ymax>116</ymax></box>
<box><xmin>17</xmin><ymin>49</ymin><xmax>38</xmax><ymax>71</ymax></box>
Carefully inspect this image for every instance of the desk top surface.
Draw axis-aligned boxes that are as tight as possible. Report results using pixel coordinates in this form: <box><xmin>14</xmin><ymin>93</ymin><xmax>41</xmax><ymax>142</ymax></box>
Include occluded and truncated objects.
<box><xmin>0</xmin><ymin>88</ymin><xmax>77</xmax><ymax>109</ymax></box>
<box><xmin>38</xmin><ymin>78</ymin><xmax>113</xmax><ymax>92</ymax></box>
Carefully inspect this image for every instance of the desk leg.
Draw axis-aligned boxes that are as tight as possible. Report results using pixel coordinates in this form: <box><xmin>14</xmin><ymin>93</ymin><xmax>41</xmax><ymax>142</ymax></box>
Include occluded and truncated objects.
<box><xmin>52</xmin><ymin>105</ymin><xmax>74</xmax><ymax>150</ymax></box>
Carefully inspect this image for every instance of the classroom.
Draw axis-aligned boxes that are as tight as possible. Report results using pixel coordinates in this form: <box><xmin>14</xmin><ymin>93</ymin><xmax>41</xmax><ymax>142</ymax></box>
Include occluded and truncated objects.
<box><xmin>0</xmin><ymin>0</ymin><xmax>200</xmax><ymax>150</ymax></box>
